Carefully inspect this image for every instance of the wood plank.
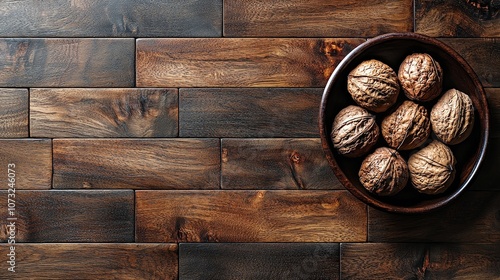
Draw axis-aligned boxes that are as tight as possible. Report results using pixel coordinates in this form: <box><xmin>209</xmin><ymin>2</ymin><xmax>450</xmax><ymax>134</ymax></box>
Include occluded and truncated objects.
<box><xmin>136</xmin><ymin>190</ymin><xmax>367</xmax><ymax>242</ymax></box>
<box><xmin>0</xmin><ymin>89</ymin><xmax>28</xmax><ymax>138</ymax></box>
<box><xmin>486</xmin><ymin>88</ymin><xmax>500</xmax><ymax>138</ymax></box>
<box><xmin>0</xmin><ymin>190</ymin><xmax>134</xmax><ymax>242</ymax></box>
<box><xmin>30</xmin><ymin>88</ymin><xmax>178</xmax><ymax>138</ymax></box>
<box><xmin>136</xmin><ymin>38</ymin><xmax>364</xmax><ymax>87</ymax></box>
<box><xmin>0</xmin><ymin>38</ymin><xmax>134</xmax><ymax>87</ymax></box>
<box><xmin>470</xmin><ymin>137</ymin><xmax>500</xmax><ymax>191</ymax></box>
<box><xmin>179</xmin><ymin>88</ymin><xmax>321</xmax><ymax>137</ymax></box>
<box><xmin>221</xmin><ymin>138</ymin><xmax>342</xmax><ymax>189</ymax></box>
<box><xmin>0</xmin><ymin>0</ymin><xmax>221</xmax><ymax>37</ymax></box>
<box><xmin>0</xmin><ymin>244</ymin><xmax>177</xmax><ymax>279</ymax></box>
<box><xmin>416</xmin><ymin>0</ymin><xmax>500</xmax><ymax>37</ymax></box>
<box><xmin>0</xmin><ymin>139</ymin><xmax>51</xmax><ymax>189</ymax></box>
<box><xmin>224</xmin><ymin>0</ymin><xmax>412</xmax><ymax>37</ymax></box>
<box><xmin>180</xmin><ymin>243</ymin><xmax>339</xmax><ymax>280</ymax></box>
<box><xmin>53</xmin><ymin>139</ymin><xmax>220</xmax><ymax>189</ymax></box>
<box><xmin>368</xmin><ymin>191</ymin><xmax>500</xmax><ymax>242</ymax></box>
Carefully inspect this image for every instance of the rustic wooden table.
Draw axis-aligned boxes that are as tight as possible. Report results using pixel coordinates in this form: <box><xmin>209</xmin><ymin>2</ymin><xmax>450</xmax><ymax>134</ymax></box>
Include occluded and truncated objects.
<box><xmin>0</xmin><ymin>1</ymin><xmax>498</xmax><ymax>279</ymax></box>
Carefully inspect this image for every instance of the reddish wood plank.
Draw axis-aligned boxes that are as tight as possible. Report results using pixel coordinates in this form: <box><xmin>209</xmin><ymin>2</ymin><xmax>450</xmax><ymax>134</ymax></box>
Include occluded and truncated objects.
<box><xmin>30</xmin><ymin>88</ymin><xmax>178</xmax><ymax>138</ymax></box>
<box><xmin>136</xmin><ymin>38</ymin><xmax>364</xmax><ymax>87</ymax></box>
<box><xmin>0</xmin><ymin>139</ymin><xmax>51</xmax><ymax>190</ymax></box>
<box><xmin>136</xmin><ymin>190</ymin><xmax>367</xmax><ymax>243</ymax></box>
<box><xmin>53</xmin><ymin>139</ymin><xmax>220</xmax><ymax>189</ymax></box>
<box><xmin>224</xmin><ymin>0</ymin><xmax>413</xmax><ymax>37</ymax></box>
<box><xmin>0</xmin><ymin>89</ymin><xmax>28</xmax><ymax>138</ymax></box>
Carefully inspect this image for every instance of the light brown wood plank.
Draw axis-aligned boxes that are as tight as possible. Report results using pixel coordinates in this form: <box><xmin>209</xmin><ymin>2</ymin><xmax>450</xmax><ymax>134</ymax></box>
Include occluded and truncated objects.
<box><xmin>0</xmin><ymin>190</ymin><xmax>134</xmax><ymax>242</ymax></box>
<box><xmin>221</xmin><ymin>138</ymin><xmax>341</xmax><ymax>190</ymax></box>
<box><xmin>136</xmin><ymin>38</ymin><xmax>364</xmax><ymax>87</ymax></box>
<box><xmin>0</xmin><ymin>244</ymin><xmax>177</xmax><ymax>280</ymax></box>
<box><xmin>0</xmin><ymin>139</ymin><xmax>51</xmax><ymax>189</ymax></box>
<box><xmin>0</xmin><ymin>39</ymin><xmax>134</xmax><ymax>87</ymax></box>
<box><xmin>30</xmin><ymin>88</ymin><xmax>178</xmax><ymax>138</ymax></box>
<box><xmin>179</xmin><ymin>88</ymin><xmax>321</xmax><ymax>137</ymax></box>
<box><xmin>0</xmin><ymin>89</ymin><xmax>28</xmax><ymax>138</ymax></box>
<box><xmin>53</xmin><ymin>139</ymin><xmax>220</xmax><ymax>189</ymax></box>
<box><xmin>136</xmin><ymin>190</ymin><xmax>367</xmax><ymax>242</ymax></box>
<box><xmin>224</xmin><ymin>0</ymin><xmax>412</xmax><ymax>37</ymax></box>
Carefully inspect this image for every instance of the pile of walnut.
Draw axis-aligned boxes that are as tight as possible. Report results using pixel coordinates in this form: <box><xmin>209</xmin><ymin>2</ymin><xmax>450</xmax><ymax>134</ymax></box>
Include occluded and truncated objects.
<box><xmin>331</xmin><ymin>53</ymin><xmax>474</xmax><ymax>196</ymax></box>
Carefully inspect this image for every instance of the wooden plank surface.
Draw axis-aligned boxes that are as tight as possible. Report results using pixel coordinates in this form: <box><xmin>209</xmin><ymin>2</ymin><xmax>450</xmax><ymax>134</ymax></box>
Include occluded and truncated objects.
<box><xmin>0</xmin><ymin>89</ymin><xmax>28</xmax><ymax>138</ymax></box>
<box><xmin>221</xmin><ymin>138</ymin><xmax>341</xmax><ymax>190</ymax></box>
<box><xmin>30</xmin><ymin>88</ymin><xmax>178</xmax><ymax>138</ymax></box>
<box><xmin>224</xmin><ymin>0</ymin><xmax>412</xmax><ymax>37</ymax></box>
<box><xmin>0</xmin><ymin>190</ymin><xmax>134</xmax><ymax>242</ymax></box>
<box><xmin>0</xmin><ymin>0</ymin><xmax>221</xmax><ymax>37</ymax></box>
<box><xmin>0</xmin><ymin>39</ymin><xmax>134</xmax><ymax>87</ymax></box>
<box><xmin>179</xmin><ymin>88</ymin><xmax>321</xmax><ymax>137</ymax></box>
<box><xmin>416</xmin><ymin>0</ymin><xmax>500</xmax><ymax>37</ymax></box>
<box><xmin>180</xmin><ymin>243</ymin><xmax>339</xmax><ymax>280</ymax></box>
<box><xmin>0</xmin><ymin>139</ymin><xmax>51</xmax><ymax>189</ymax></box>
<box><xmin>136</xmin><ymin>38</ymin><xmax>364</xmax><ymax>87</ymax></box>
<box><xmin>487</xmin><ymin>88</ymin><xmax>500</xmax><ymax>138</ymax></box>
<box><xmin>0</xmin><ymin>244</ymin><xmax>177</xmax><ymax>280</ymax></box>
<box><xmin>53</xmin><ymin>139</ymin><xmax>220</xmax><ymax>189</ymax></box>
<box><xmin>136</xmin><ymin>190</ymin><xmax>367</xmax><ymax>243</ymax></box>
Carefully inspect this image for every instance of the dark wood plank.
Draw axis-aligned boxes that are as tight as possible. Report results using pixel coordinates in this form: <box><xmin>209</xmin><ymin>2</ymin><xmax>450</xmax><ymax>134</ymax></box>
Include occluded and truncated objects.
<box><xmin>0</xmin><ymin>190</ymin><xmax>134</xmax><ymax>242</ymax></box>
<box><xmin>0</xmin><ymin>244</ymin><xmax>177</xmax><ymax>280</ymax></box>
<box><xmin>368</xmin><ymin>191</ymin><xmax>500</xmax><ymax>242</ymax></box>
<box><xmin>136</xmin><ymin>190</ymin><xmax>367</xmax><ymax>242</ymax></box>
<box><xmin>0</xmin><ymin>89</ymin><xmax>28</xmax><ymax>138</ymax></box>
<box><xmin>221</xmin><ymin>138</ymin><xmax>342</xmax><ymax>189</ymax></box>
<box><xmin>136</xmin><ymin>38</ymin><xmax>364</xmax><ymax>87</ymax></box>
<box><xmin>0</xmin><ymin>0</ymin><xmax>221</xmax><ymax>37</ymax></box>
<box><xmin>416</xmin><ymin>0</ymin><xmax>500</xmax><ymax>37</ymax></box>
<box><xmin>180</xmin><ymin>243</ymin><xmax>339</xmax><ymax>280</ymax></box>
<box><xmin>179</xmin><ymin>88</ymin><xmax>321</xmax><ymax>137</ymax></box>
<box><xmin>0</xmin><ymin>38</ymin><xmax>134</xmax><ymax>87</ymax></box>
<box><xmin>0</xmin><ymin>139</ymin><xmax>51</xmax><ymax>189</ymax></box>
<box><xmin>53</xmin><ymin>139</ymin><xmax>220</xmax><ymax>189</ymax></box>
<box><xmin>470</xmin><ymin>136</ymin><xmax>500</xmax><ymax>191</ymax></box>
<box><xmin>487</xmin><ymin>88</ymin><xmax>500</xmax><ymax>138</ymax></box>
<box><xmin>30</xmin><ymin>88</ymin><xmax>178</xmax><ymax>138</ymax></box>
<box><xmin>224</xmin><ymin>0</ymin><xmax>412</xmax><ymax>37</ymax></box>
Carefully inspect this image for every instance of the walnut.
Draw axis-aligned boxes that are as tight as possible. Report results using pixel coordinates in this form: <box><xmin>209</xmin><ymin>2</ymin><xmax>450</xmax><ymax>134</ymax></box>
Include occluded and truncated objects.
<box><xmin>331</xmin><ymin>105</ymin><xmax>379</xmax><ymax>158</ymax></box>
<box><xmin>408</xmin><ymin>141</ymin><xmax>456</xmax><ymax>194</ymax></box>
<box><xmin>381</xmin><ymin>100</ymin><xmax>431</xmax><ymax>150</ymax></box>
<box><xmin>431</xmin><ymin>88</ymin><xmax>475</xmax><ymax>145</ymax></box>
<box><xmin>359</xmin><ymin>147</ymin><xmax>409</xmax><ymax>196</ymax></box>
<box><xmin>347</xmin><ymin>59</ymin><xmax>400</xmax><ymax>113</ymax></box>
<box><xmin>398</xmin><ymin>53</ymin><xmax>443</xmax><ymax>102</ymax></box>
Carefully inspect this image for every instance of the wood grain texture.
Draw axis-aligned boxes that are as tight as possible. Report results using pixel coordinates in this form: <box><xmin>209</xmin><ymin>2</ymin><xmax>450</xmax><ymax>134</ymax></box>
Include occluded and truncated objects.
<box><xmin>416</xmin><ymin>0</ymin><xmax>500</xmax><ymax>37</ymax></box>
<box><xmin>0</xmin><ymin>139</ymin><xmax>51</xmax><ymax>190</ymax></box>
<box><xmin>0</xmin><ymin>243</ymin><xmax>178</xmax><ymax>280</ymax></box>
<box><xmin>0</xmin><ymin>89</ymin><xmax>28</xmax><ymax>138</ymax></box>
<box><xmin>0</xmin><ymin>190</ymin><xmax>134</xmax><ymax>242</ymax></box>
<box><xmin>487</xmin><ymin>88</ymin><xmax>500</xmax><ymax>138</ymax></box>
<box><xmin>0</xmin><ymin>38</ymin><xmax>134</xmax><ymax>87</ymax></box>
<box><xmin>136</xmin><ymin>190</ymin><xmax>367</xmax><ymax>243</ymax></box>
<box><xmin>0</xmin><ymin>0</ymin><xmax>221</xmax><ymax>37</ymax></box>
<box><xmin>179</xmin><ymin>88</ymin><xmax>321</xmax><ymax>137</ymax></box>
<box><xmin>136</xmin><ymin>38</ymin><xmax>364</xmax><ymax>87</ymax></box>
<box><xmin>221</xmin><ymin>138</ymin><xmax>342</xmax><ymax>190</ymax></box>
<box><xmin>30</xmin><ymin>88</ymin><xmax>178</xmax><ymax>138</ymax></box>
<box><xmin>224</xmin><ymin>0</ymin><xmax>412</xmax><ymax>37</ymax></box>
<box><xmin>53</xmin><ymin>139</ymin><xmax>220</xmax><ymax>189</ymax></box>
<box><xmin>179</xmin><ymin>243</ymin><xmax>339</xmax><ymax>280</ymax></box>
<box><xmin>368</xmin><ymin>191</ymin><xmax>500</xmax><ymax>242</ymax></box>
<box><xmin>470</xmin><ymin>136</ymin><xmax>500</xmax><ymax>191</ymax></box>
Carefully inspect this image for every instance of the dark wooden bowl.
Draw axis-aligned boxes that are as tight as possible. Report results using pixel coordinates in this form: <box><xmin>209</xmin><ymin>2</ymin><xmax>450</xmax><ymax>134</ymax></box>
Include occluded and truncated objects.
<box><xmin>319</xmin><ymin>33</ymin><xmax>489</xmax><ymax>214</ymax></box>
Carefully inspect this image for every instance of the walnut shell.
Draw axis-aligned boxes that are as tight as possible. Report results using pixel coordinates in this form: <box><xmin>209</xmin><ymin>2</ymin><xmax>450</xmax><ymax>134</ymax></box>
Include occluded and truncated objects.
<box><xmin>408</xmin><ymin>141</ymin><xmax>456</xmax><ymax>194</ymax></box>
<box><xmin>431</xmin><ymin>88</ymin><xmax>475</xmax><ymax>145</ymax></box>
<box><xmin>331</xmin><ymin>105</ymin><xmax>379</xmax><ymax>158</ymax></box>
<box><xmin>347</xmin><ymin>59</ymin><xmax>400</xmax><ymax>113</ymax></box>
<box><xmin>359</xmin><ymin>147</ymin><xmax>409</xmax><ymax>196</ymax></box>
<box><xmin>398</xmin><ymin>53</ymin><xmax>443</xmax><ymax>102</ymax></box>
<box><xmin>382</xmin><ymin>100</ymin><xmax>431</xmax><ymax>150</ymax></box>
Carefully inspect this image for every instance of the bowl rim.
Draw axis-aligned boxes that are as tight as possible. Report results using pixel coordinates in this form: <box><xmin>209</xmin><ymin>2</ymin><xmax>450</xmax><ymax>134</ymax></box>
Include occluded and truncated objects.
<box><xmin>319</xmin><ymin>32</ymin><xmax>490</xmax><ymax>214</ymax></box>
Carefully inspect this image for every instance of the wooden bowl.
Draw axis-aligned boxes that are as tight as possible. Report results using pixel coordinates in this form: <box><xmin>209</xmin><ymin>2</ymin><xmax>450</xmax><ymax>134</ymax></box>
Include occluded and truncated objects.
<box><xmin>319</xmin><ymin>33</ymin><xmax>489</xmax><ymax>214</ymax></box>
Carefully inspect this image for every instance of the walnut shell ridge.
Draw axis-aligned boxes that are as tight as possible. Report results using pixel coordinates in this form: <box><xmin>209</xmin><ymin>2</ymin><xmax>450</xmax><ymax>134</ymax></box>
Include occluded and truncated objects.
<box><xmin>398</xmin><ymin>53</ymin><xmax>443</xmax><ymax>102</ymax></box>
